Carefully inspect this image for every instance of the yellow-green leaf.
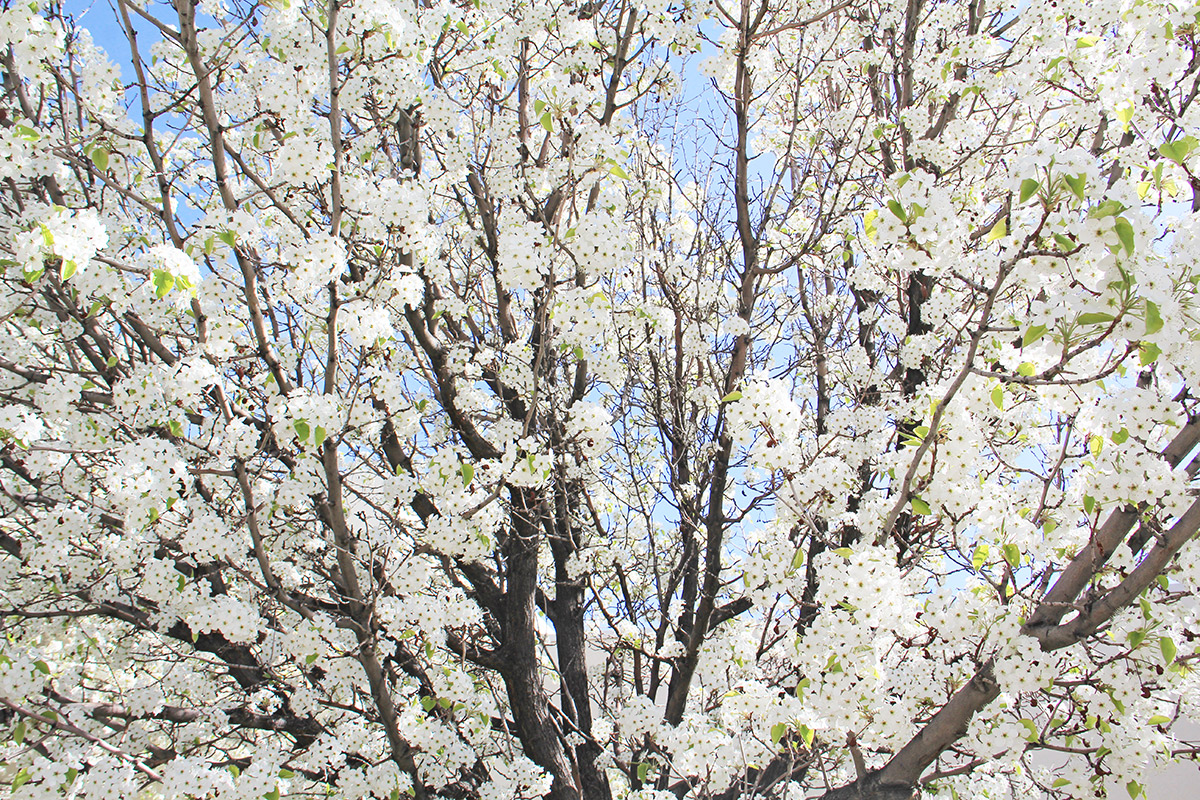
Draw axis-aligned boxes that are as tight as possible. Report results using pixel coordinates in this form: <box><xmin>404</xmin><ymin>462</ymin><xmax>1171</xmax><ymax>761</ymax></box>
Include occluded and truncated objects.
<box><xmin>971</xmin><ymin>542</ymin><xmax>988</xmax><ymax>570</ymax></box>
<box><xmin>985</xmin><ymin>217</ymin><xmax>1006</xmax><ymax>242</ymax></box>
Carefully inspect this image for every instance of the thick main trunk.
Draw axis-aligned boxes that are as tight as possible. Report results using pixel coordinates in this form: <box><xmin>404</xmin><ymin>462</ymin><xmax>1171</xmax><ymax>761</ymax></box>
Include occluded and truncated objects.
<box><xmin>503</xmin><ymin>487</ymin><xmax>580</xmax><ymax>800</ymax></box>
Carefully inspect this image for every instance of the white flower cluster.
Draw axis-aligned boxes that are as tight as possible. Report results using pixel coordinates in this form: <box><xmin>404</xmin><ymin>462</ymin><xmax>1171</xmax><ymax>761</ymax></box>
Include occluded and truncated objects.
<box><xmin>553</xmin><ymin>286</ymin><xmax>612</xmax><ymax>354</ymax></box>
<box><xmin>160</xmin><ymin>755</ymin><xmax>235</xmax><ymax>800</ymax></box>
<box><xmin>283</xmin><ymin>232</ymin><xmax>347</xmax><ymax>294</ymax></box>
<box><xmin>813</xmin><ymin>545</ymin><xmax>912</xmax><ymax>630</ymax></box>
<box><xmin>565</xmin><ymin>401</ymin><xmax>611</xmax><ymax>460</ymax></box>
<box><xmin>0</xmin><ymin>4</ymin><xmax>63</xmax><ymax>75</ymax></box>
<box><xmin>478</xmin><ymin>755</ymin><xmax>551</xmax><ymax>800</ymax></box>
<box><xmin>0</xmin><ymin>653</ymin><xmax>47</xmax><ymax>702</ymax></box>
<box><xmin>725</xmin><ymin>377</ymin><xmax>807</xmax><ymax>473</ymax></box>
<box><xmin>181</xmin><ymin>510</ymin><xmax>243</xmax><ymax>562</ymax></box>
<box><xmin>573</xmin><ymin>210</ymin><xmax>633</xmax><ymax>276</ymax></box>
<box><xmin>498</xmin><ymin>216</ymin><xmax>550</xmax><ymax>291</ymax></box>
<box><xmin>0</xmin><ymin>405</ymin><xmax>43</xmax><ymax>444</ymax></box>
<box><xmin>186</xmin><ymin>594</ymin><xmax>260</xmax><ymax>644</ymax></box>
<box><xmin>271</xmin><ymin>389</ymin><xmax>343</xmax><ymax>449</ymax></box>
<box><xmin>339</xmin><ymin>302</ymin><xmax>396</xmax><ymax>348</ymax></box>
<box><xmin>12</xmin><ymin>206</ymin><xmax>107</xmax><ymax>281</ymax></box>
<box><xmin>106</xmin><ymin>438</ymin><xmax>189</xmax><ymax>528</ymax></box>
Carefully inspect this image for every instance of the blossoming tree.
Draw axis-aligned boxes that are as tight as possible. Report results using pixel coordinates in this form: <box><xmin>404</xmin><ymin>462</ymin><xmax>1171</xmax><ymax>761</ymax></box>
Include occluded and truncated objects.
<box><xmin>1</xmin><ymin>0</ymin><xmax>1200</xmax><ymax>797</ymax></box>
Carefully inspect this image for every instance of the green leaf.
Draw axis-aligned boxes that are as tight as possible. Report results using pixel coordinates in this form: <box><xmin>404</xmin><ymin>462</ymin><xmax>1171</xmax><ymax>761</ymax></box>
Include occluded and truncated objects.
<box><xmin>1022</xmin><ymin>324</ymin><xmax>1047</xmax><ymax>347</ymax></box>
<box><xmin>460</xmin><ymin>463</ymin><xmax>474</xmax><ymax>487</ymax></box>
<box><xmin>832</xmin><ymin>547</ymin><xmax>854</xmax><ymax>558</ymax></box>
<box><xmin>169</xmin><ymin>419</ymin><xmax>183</xmax><ymax>437</ymax></box>
<box><xmin>265</xmin><ymin>788</ymin><xmax>281</xmax><ymax>800</ymax></box>
<box><xmin>799</xmin><ymin>724</ymin><xmax>815</xmax><ymax>747</ymax></box>
<box><xmin>60</xmin><ymin>259</ymin><xmax>77</xmax><ymax>281</ymax></box>
<box><xmin>771</xmin><ymin>722</ymin><xmax>787</xmax><ymax>744</ymax></box>
<box><xmin>279</xmin><ymin>769</ymin><xmax>296</xmax><ymax>779</ymax></box>
<box><xmin>1113</xmin><ymin>217</ymin><xmax>1135</xmax><ymax>255</ymax></box>
<box><xmin>1003</xmin><ymin>543</ymin><xmax>1020</xmax><ymax>569</ymax></box>
<box><xmin>1127</xmin><ymin>780</ymin><xmax>1144</xmax><ymax>799</ymax></box>
<box><xmin>89</xmin><ymin>146</ymin><xmax>110</xmax><ymax>171</ymax></box>
<box><xmin>1052</xmin><ymin>778</ymin><xmax>1071</xmax><ymax>788</ymax></box>
<box><xmin>1139</xmin><ymin>342</ymin><xmax>1162</xmax><ymax>366</ymax></box>
<box><xmin>1063</xmin><ymin>173</ymin><xmax>1086</xmax><ymax>200</ymax></box>
<box><xmin>721</xmin><ymin>390</ymin><xmax>743</xmax><ymax>402</ymax></box>
<box><xmin>13</xmin><ymin>720</ymin><xmax>25</xmax><ymax>745</ymax></box>
<box><xmin>293</xmin><ymin>419</ymin><xmax>310</xmax><ymax>441</ymax></box>
<box><xmin>217</xmin><ymin>230</ymin><xmax>237</xmax><ymax>247</ymax></box>
<box><xmin>1148</xmin><ymin>715</ymin><xmax>1172</xmax><ymax>726</ymax></box>
<box><xmin>1144</xmin><ymin>300</ymin><xmax>1163</xmax><ymax>335</ymax></box>
<box><xmin>1089</xmin><ymin>435</ymin><xmax>1103</xmax><ymax>457</ymax></box>
<box><xmin>1076</xmin><ymin>312</ymin><xmax>1114</xmax><ymax>326</ymax></box>
<box><xmin>540</xmin><ymin>112</ymin><xmax>553</xmax><ymax>132</ymax></box>
<box><xmin>1160</xmin><ymin>636</ymin><xmax>1177</xmax><ymax>664</ymax></box>
<box><xmin>887</xmin><ymin>199</ymin><xmax>906</xmax><ymax>223</ymax></box>
<box><xmin>971</xmin><ymin>542</ymin><xmax>989</xmax><ymax>571</ymax></box>
<box><xmin>1158</xmin><ymin>136</ymin><xmax>1197</xmax><ymax>165</ymax></box>
<box><xmin>910</xmin><ymin>497</ymin><xmax>932</xmax><ymax>515</ymax></box>
<box><xmin>1128</xmin><ymin>629</ymin><xmax>1146</xmax><ymax>649</ymax></box>
<box><xmin>305</xmin><ymin>652</ymin><xmax>318</xmax><ymax>664</ymax></box>
<box><xmin>534</xmin><ymin>99</ymin><xmax>546</xmax><ymax>115</ymax></box>
<box><xmin>12</xmin><ymin>768</ymin><xmax>30</xmax><ymax>791</ymax></box>
<box><xmin>637</xmin><ymin>762</ymin><xmax>650</xmax><ymax>782</ymax></box>
<box><xmin>1111</xmin><ymin>427</ymin><xmax>1129</xmax><ymax>445</ymax></box>
<box><xmin>991</xmin><ymin>385</ymin><xmax>1004</xmax><ymax>410</ymax></box>
<box><xmin>1083</xmin><ymin>495</ymin><xmax>1096</xmax><ymax>515</ymax></box>
<box><xmin>1017</xmin><ymin>362</ymin><xmax>1035</xmax><ymax>377</ymax></box>
<box><xmin>313</xmin><ymin>426</ymin><xmax>327</xmax><ymax>448</ymax></box>
<box><xmin>1019</xmin><ymin>178</ymin><xmax>1040</xmax><ymax>204</ymax></box>
<box><xmin>609</xmin><ymin>164</ymin><xmax>630</xmax><ymax>180</ymax></box>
